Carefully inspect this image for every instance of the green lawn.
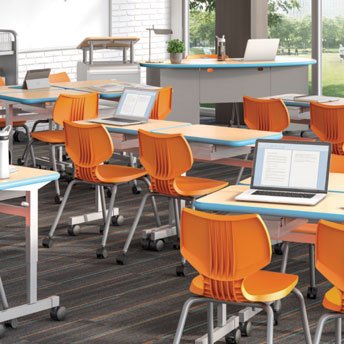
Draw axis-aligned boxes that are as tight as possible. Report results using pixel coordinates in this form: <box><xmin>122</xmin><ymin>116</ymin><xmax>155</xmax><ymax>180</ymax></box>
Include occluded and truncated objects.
<box><xmin>322</xmin><ymin>52</ymin><xmax>344</xmax><ymax>97</ymax></box>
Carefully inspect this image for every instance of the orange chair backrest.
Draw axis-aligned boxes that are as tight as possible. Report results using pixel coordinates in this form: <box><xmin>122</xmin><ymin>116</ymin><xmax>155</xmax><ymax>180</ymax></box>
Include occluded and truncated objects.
<box><xmin>53</xmin><ymin>93</ymin><xmax>98</xmax><ymax>126</ymax></box>
<box><xmin>138</xmin><ymin>129</ymin><xmax>193</xmax><ymax>195</ymax></box>
<box><xmin>150</xmin><ymin>86</ymin><xmax>172</xmax><ymax>120</ymax></box>
<box><xmin>49</xmin><ymin>72</ymin><xmax>71</xmax><ymax>83</ymax></box>
<box><xmin>310</xmin><ymin>102</ymin><xmax>344</xmax><ymax>154</ymax></box>
<box><xmin>243</xmin><ymin>96</ymin><xmax>290</xmax><ymax>132</ymax></box>
<box><xmin>0</xmin><ymin>77</ymin><xmax>5</xmax><ymax>86</ymax></box>
<box><xmin>186</xmin><ymin>54</ymin><xmax>218</xmax><ymax>59</ymax></box>
<box><xmin>330</xmin><ymin>154</ymin><xmax>344</xmax><ymax>173</ymax></box>
<box><xmin>64</xmin><ymin>121</ymin><xmax>114</xmax><ymax>182</ymax></box>
<box><xmin>181</xmin><ymin>208</ymin><xmax>271</xmax><ymax>301</ymax></box>
<box><xmin>316</xmin><ymin>220</ymin><xmax>344</xmax><ymax>292</ymax></box>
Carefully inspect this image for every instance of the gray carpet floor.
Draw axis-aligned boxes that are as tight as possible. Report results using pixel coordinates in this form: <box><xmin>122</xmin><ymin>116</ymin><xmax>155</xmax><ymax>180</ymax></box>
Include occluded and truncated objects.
<box><xmin>0</xmin><ymin>141</ymin><xmax>340</xmax><ymax>344</ymax></box>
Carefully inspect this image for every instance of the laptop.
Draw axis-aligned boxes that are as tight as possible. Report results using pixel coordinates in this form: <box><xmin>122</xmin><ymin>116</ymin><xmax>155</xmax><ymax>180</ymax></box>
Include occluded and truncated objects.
<box><xmin>235</xmin><ymin>140</ymin><xmax>331</xmax><ymax>206</ymax></box>
<box><xmin>23</xmin><ymin>68</ymin><xmax>51</xmax><ymax>89</ymax></box>
<box><xmin>233</xmin><ymin>39</ymin><xmax>280</xmax><ymax>61</ymax></box>
<box><xmin>90</xmin><ymin>87</ymin><xmax>157</xmax><ymax>126</ymax></box>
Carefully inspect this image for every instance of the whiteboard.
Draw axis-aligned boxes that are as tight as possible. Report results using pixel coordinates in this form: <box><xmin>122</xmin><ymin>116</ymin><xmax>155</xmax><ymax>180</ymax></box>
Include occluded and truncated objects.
<box><xmin>0</xmin><ymin>0</ymin><xmax>110</xmax><ymax>51</ymax></box>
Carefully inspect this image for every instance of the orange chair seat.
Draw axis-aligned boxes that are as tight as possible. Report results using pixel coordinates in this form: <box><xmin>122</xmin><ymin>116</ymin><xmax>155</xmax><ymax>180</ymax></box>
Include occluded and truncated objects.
<box><xmin>292</xmin><ymin>223</ymin><xmax>317</xmax><ymax>235</ymax></box>
<box><xmin>95</xmin><ymin>165</ymin><xmax>147</xmax><ymax>184</ymax></box>
<box><xmin>0</xmin><ymin>118</ymin><xmax>26</xmax><ymax>127</ymax></box>
<box><xmin>190</xmin><ymin>270</ymin><xmax>298</xmax><ymax>303</ymax></box>
<box><xmin>31</xmin><ymin>130</ymin><xmax>65</xmax><ymax>143</ymax></box>
<box><xmin>282</xmin><ymin>136</ymin><xmax>316</xmax><ymax>142</ymax></box>
<box><xmin>322</xmin><ymin>287</ymin><xmax>344</xmax><ymax>313</ymax></box>
<box><xmin>174</xmin><ymin>176</ymin><xmax>228</xmax><ymax>197</ymax></box>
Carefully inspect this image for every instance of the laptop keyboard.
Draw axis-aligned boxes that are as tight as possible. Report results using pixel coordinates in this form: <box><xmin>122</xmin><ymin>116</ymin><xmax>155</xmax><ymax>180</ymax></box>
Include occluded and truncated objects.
<box><xmin>105</xmin><ymin>118</ymin><xmax>139</xmax><ymax>123</ymax></box>
<box><xmin>253</xmin><ymin>190</ymin><xmax>316</xmax><ymax>198</ymax></box>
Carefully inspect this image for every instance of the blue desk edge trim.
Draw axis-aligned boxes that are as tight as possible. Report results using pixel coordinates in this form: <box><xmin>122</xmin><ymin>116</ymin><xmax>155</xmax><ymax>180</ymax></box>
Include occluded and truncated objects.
<box><xmin>0</xmin><ymin>173</ymin><xmax>59</xmax><ymax>190</ymax></box>
<box><xmin>194</xmin><ymin>201</ymin><xmax>344</xmax><ymax>222</ymax></box>
<box><xmin>140</xmin><ymin>60</ymin><xmax>316</xmax><ymax>69</ymax></box>
<box><xmin>0</xmin><ymin>94</ymin><xmax>56</xmax><ymax>104</ymax></box>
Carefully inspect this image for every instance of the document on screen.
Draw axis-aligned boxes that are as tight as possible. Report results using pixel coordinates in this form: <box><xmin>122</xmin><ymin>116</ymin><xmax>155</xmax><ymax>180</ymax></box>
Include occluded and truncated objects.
<box><xmin>120</xmin><ymin>94</ymin><xmax>151</xmax><ymax>117</ymax></box>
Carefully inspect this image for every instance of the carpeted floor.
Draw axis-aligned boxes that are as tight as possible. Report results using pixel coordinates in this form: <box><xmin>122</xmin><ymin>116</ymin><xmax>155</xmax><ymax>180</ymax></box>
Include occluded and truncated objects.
<box><xmin>0</xmin><ymin>141</ymin><xmax>339</xmax><ymax>344</ymax></box>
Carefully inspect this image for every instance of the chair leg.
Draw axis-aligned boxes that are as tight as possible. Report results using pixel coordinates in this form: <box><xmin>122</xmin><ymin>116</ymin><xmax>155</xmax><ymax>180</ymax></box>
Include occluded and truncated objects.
<box><xmin>235</xmin><ymin>153</ymin><xmax>249</xmax><ymax>185</ymax></box>
<box><xmin>173</xmin><ymin>198</ymin><xmax>181</xmax><ymax>238</ymax></box>
<box><xmin>314</xmin><ymin>314</ymin><xmax>334</xmax><ymax>344</ymax></box>
<box><xmin>0</xmin><ymin>277</ymin><xmax>9</xmax><ymax>309</ymax></box>
<box><xmin>42</xmin><ymin>180</ymin><xmax>77</xmax><ymax>248</ymax></box>
<box><xmin>262</xmin><ymin>303</ymin><xmax>274</xmax><ymax>344</ymax></box>
<box><xmin>116</xmin><ymin>192</ymin><xmax>152</xmax><ymax>265</ymax></box>
<box><xmin>23</xmin><ymin>140</ymin><xmax>35</xmax><ymax>167</ymax></box>
<box><xmin>292</xmin><ymin>288</ymin><xmax>312</xmax><ymax>344</ymax></box>
<box><xmin>207</xmin><ymin>302</ymin><xmax>214</xmax><ymax>344</ymax></box>
<box><xmin>50</xmin><ymin>144</ymin><xmax>61</xmax><ymax>203</ymax></box>
<box><xmin>336</xmin><ymin>318</ymin><xmax>342</xmax><ymax>344</ymax></box>
<box><xmin>275</xmin><ymin>241</ymin><xmax>290</xmax><ymax>313</ymax></box>
<box><xmin>173</xmin><ymin>297</ymin><xmax>201</xmax><ymax>344</ymax></box>
<box><xmin>141</xmin><ymin>177</ymin><xmax>161</xmax><ymax>227</ymax></box>
<box><xmin>97</xmin><ymin>185</ymin><xmax>117</xmax><ymax>258</ymax></box>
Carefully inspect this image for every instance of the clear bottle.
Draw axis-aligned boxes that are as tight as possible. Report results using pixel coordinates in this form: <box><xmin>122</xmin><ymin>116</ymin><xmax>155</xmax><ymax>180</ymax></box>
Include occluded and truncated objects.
<box><xmin>216</xmin><ymin>35</ymin><xmax>226</xmax><ymax>61</ymax></box>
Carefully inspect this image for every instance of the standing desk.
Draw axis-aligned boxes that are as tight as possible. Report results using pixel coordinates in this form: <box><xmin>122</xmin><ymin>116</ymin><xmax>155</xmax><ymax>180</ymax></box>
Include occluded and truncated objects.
<box><xmin>0</xmin><ymin>166</ymin><xmax>64</xmax><ymax>333</ymax></box>
<box><xmin>194</xmin><ymin>185</ymin><xmax>344</xmax><ymax>343</ymax></box>
<box><xmin>141</xmin><ymin>57</ymin><xmax>316</xmax><ymax>124</ymax></box>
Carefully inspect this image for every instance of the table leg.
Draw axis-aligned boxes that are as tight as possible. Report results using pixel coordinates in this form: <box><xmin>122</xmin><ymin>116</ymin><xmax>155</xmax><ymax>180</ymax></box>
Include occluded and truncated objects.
<box><xmin>5</xmin><ymin>103</ymin><xmax>14</xmax><ymax>161</ymax></box>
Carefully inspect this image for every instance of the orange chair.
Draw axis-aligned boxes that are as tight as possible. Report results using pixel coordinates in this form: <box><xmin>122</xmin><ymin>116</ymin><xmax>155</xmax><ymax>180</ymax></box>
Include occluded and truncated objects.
<box><xmin>150</xmin><ymin>86</ymin><xmax>172</xmax><ymax>120</ymax></box>
<box><xmin>173</xmin><ymin>209</ymin><xmax>312</xmax><ymax>344</ymax></box>
<box><xmin>25</xmin><ymin>93</ymin><xmax>99</xmax><ymax>203</ymax></box>
<box><xmin>310</xmin><ymin>102</ymin><xmax>344</xmax><ymax>154</ymax></box>
<box><xmin>48</xmin><ymin>72</ymin><xmax>71</xmax><ymax>83</ymax></box>
<box><xmin>186</xmin><ymin>54</ymin><xmax>218</xmax><ymax>59</ymax></box>
<box><xmin>279</xmin><ymin>152</ymin><xmax>344</xmax><ymax>301</ymax></box>
<box><xmin>43</xmin><ymin>121</ymin><xmax>160</xmax><ymax>257</ymax></box>
<box><xmin>0</xmin><ymin>77</ymin><xmax>30</xmax><ymax>142</ymax></box>
<box><xmin>116</xmin><ymin>130</ymin><xmax>228</xmax><ymax>270</ymax></box>
<box><xmin>313</xmin><ymin>220</ymin><xmax>344</xmax><ymax>344</ymax></box>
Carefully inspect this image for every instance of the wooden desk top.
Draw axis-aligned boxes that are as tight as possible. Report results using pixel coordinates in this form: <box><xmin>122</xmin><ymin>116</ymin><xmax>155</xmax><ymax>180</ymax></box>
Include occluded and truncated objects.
<box><xmin>154</xmin><ymin>124</ymin><xmax>282</xmax><ymax>147</ymax></box>
<box><xmin>195</xmin><ymin>185</ymin><xmax>344</xmax><ymax>222</ymax></box>
<box><xmin>0</xmin><ymin>166</ymin><xmax>59</xmax><ymax>190</ymax></box>
<box><xmin>241</xmin><ymin>173</ymin><xmax>344</xmax><ymax>193</ymax></box>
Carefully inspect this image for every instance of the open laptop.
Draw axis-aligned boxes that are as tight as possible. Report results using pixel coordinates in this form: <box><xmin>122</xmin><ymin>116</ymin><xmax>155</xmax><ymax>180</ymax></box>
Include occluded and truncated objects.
<box><xmin>233</xmin><ymin>39</ymin><xmax>280</xmax><ymax>61</ymax></box>
<box><xmin>23</xmin><ymin>68</ymin><xmax>51</xmax><ymax>89</ymax></box>
<box><xmin>91</xmin><ymin>87</ymin><xmax>157</xmax><ymax>126</ymax></box>
<box><xmin>235</xmin><ymin>140</ymin><xmax>331</xmax><ymax>206</ymax></box>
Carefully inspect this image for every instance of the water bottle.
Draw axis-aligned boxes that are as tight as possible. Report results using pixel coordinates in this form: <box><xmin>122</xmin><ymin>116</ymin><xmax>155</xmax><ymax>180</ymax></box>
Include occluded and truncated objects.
<box><xmin>0</xmin><ymin>125</ymin><xmax>11</xmax><ymax>179</ymax></box>
<box><xmin>216</xmin><ymin>35</ymin><xmax>226</xmax><ymax>61</ymax></box>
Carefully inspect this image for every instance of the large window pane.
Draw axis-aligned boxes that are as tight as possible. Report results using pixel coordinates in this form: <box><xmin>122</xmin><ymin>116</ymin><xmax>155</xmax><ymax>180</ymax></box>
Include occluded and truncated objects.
<box><xmin>322</xmin><ymin>1</ymin><xmax>344</xmax><ymax>96</ymax></box>
<box><xmin>189</xmin><ymin>0</ymin><xmax>215</xmax><ymax>55</ymax></box>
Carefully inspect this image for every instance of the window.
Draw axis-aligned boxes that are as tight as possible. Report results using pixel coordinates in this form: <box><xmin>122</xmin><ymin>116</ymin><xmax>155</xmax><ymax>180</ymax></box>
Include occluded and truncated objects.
<box><xmin>189</xmin><ymin>0</ymin><xmax>215</xmax><ymax>56</ymax></box>
<box><xmin>322</xmin><ymin>0</ymin><xmax>344</xmax><ymax>96</ymax></box>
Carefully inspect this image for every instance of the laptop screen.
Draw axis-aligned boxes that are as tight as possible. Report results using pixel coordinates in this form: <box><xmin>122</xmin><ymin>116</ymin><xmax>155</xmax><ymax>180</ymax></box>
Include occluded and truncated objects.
<box><xmin>251</xmin><ymin>140</ymin><xmax>331</xmax><ymax>193</ymax></box>
<box><xmin>116</xmin><ymin>88</ymin><xmax>157</xmax><ymax>119</ymax></box>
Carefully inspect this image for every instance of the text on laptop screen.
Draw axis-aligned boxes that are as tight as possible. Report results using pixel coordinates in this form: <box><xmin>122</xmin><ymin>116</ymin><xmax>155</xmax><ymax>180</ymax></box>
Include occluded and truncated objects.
<box><xmin>252</xmin><ymin>141</ymin><xmax>330</xmax><ymax>191</ymax></box>
<box><xmin>116</xmin><ymin>89</ymin><xmax>157</xmax><ymax>118</ymax></box>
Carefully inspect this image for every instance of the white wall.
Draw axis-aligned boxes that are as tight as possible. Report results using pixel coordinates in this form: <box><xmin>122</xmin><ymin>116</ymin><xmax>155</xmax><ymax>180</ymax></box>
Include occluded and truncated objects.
<box><xmin>17</xmin><ymin>0</ymin><xmax>171</xmax><ymax>83</ymax></box>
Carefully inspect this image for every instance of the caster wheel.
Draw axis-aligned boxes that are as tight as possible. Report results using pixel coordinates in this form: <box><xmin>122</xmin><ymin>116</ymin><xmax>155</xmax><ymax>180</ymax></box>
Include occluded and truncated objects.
<box><xmin>37</xmin><ymin>164</ymin><xmax>42</xmax><ymax>169</ymax></box>
<box><xmin>273</xmin><ymin>308</ymin><xmax>280</xmax><ymax>326</ymax></box>
<box><xmin>239</xmin><ymin>321</ymin><xmax>252</xmax><ymax>337</ymax></box>
<box><xmin>152</xmin><ymin>239</ymin><xmax>164</xmax><ymax>251</ymax></box>
<box><xmin>50</xmin><ymin>306</ymin><xmax>67</xmax><ymax>321</ymax></box>
<box><xmin>274</xmin><ymin>243</ymin><xmax>285</xmax><ymax>255</ymax></box>
<box><xmin>96</xmin><ymin>247</ymin><xmax>108</xmax><ymax>259</ymax></box>
<box><xmin>116</xmin><ymin>253</ymin><xmax>128</xmax><ymax>265</ymax></box>
<box><xmin>132</xmin><ymin>185</ymin><xmax>142</xmax><ymax>194</ymax></box>
<box><xmin>111</xmin><ymin>215</ymin><xmax>124</xmax><ymax>226</ymax></box>
<box><xmin>13</xmin><ymin>131</ymin><xmax>19</xmax><ymax>142</ymax></box>
<box><xmin>307</xmin><ymin>287</ymin><xmax>318</xmax><ymax>299</ymax></box>
<box><xmin>176</xmin><ymin>264</ymin><xmax>187</xmax><ymax>277</ymax></box>
<box><xmin>141</xmin><ymin>239</ymin><xmax>165</xmax><ymax>251</ymax></box>
<box><xmin>16</xmin><ymin>131</ymin><xmax>28</xmax><ymax>143</ymax></box>
<box><xmin>225</xmin><ymin>328</ymin><xmax>241</xmax><ymax>344</ymax></box>
<box><xmin>17</xmin><ymin>158</ymin><xmax>24</xmax><ymax>166</ymax></box>
<box><xmin>141</xmin><ymin>238</ymin><xmax>150</xmax><ymax>250</ymax></box>
<box><xmin>173</xmin><ymin>242</ymin><xmax>180</xmax><ymax>250</ymax></box>
<box><xmin>0</xmin><ymin>323</ymin><xmax>5</xmax><ymax>338</ymax></box>
<box><xmin>42</xmin><ymin>237</ymin><xmax>54</xmax><ymax>248</ymax></box>
<box><xmin>68</xmin><ymin>225</ymin><xmax>81</xmax><ymax>236</ymax></box>
<box><xmin>54</xmin><ymin>195</ymin><xmax>63</xmax><ymax>204</ymax></box>
<box><xmin>5</xmin><ymin>318</ymin><xmax>18</xmax><ymax>329</ymax></box>
<box><xmin>99</xmin><ymin>225</ymin><xmax>104</xmax><ymax>234</ymax></box>
<box><xmin>106</xmin><ymin>188</ymin><xmax>112</xmax><ymax>198</ymax></box>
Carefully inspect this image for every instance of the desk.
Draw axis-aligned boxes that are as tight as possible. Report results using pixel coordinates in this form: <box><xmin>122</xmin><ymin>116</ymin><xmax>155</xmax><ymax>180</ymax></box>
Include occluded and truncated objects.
<box><xmin>0</xmin><ymin>166</ymin><xmax>64</xmax><ymax>331</ymax></box>
<box><xmin>141</xmin><ymin>56</ymin><xmax>316</xmax><ymax>124</ymax></box>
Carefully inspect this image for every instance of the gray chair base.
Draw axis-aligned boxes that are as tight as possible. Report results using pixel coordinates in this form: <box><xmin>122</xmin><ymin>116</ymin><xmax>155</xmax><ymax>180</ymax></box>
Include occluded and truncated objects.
<box><xmin>314</xmin><ymin>313</ymin><xmax>343</xmax><ymax>344</ymax></box>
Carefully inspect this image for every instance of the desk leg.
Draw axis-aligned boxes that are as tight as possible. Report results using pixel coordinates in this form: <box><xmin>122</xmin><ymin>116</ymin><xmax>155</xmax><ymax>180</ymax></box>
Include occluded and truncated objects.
<box><xmin>5</xmin><ymin>103</ymin><xmax>14</xmax><ymax>161</ymax></box>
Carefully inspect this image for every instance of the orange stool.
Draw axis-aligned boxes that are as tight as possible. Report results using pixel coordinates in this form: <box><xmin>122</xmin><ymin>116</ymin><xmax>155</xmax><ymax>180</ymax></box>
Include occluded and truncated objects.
<box><xmin>25</xmin><ymin>93</ymin><xmax>99</xmax><ymax>204</ymax></box>
<box><xmin>116</xmin><ymin>130</ymin><xmax>228</xmax><ymax>271</ymax></box>
<box><xmin>310</xmin><ymin>102</ymin><xmax>344</xmax><ymax>154</ymax></box>
<box><xmin>43</xmin><ymin>122</ymin><xmax>160</xmax><ymax>257</ymax></box>
<box><xmin>314</xmin><ymin>220</ymin><xmax>344</xmax><ymax>344</ymax></box>
<box><xmin>173</xmin><ymin>209</ymin><xmax>312</xmax><ymax>344</ymax></box>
